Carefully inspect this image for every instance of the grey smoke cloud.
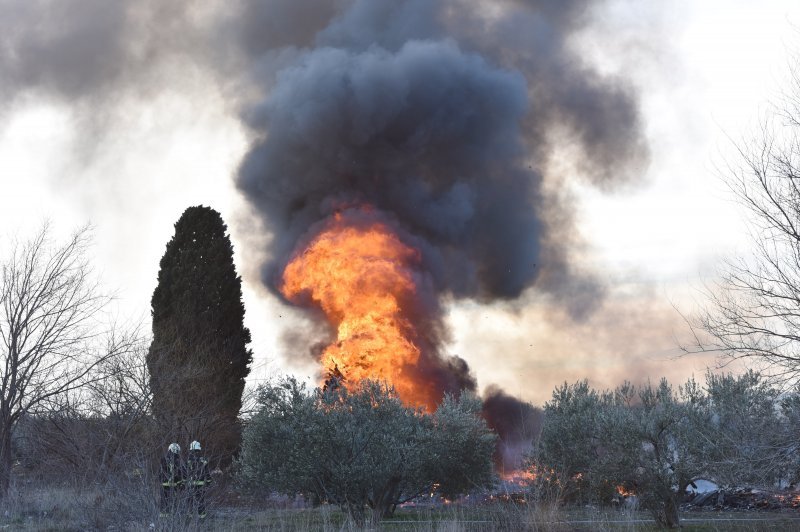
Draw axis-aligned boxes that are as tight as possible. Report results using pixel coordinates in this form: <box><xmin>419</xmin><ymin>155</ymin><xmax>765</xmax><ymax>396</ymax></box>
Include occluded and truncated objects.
<box><xmin>0</xmin><ymin>0</ymin><xmax>131</xmax><ymax>100</ymax></box>
<box><xmin>237</xmin><ymin>0</ymin><xmax>346</xmax><ymax>53</ymax></box>
<box><xmin>0</xmin><ymin>0</ymin><xmax>233</xmax><ymax>116</ymax></box>
<box><xmin>482</xmin><ymin>385</ymin><xmax>543</xmax><ymax>472</ymax></box>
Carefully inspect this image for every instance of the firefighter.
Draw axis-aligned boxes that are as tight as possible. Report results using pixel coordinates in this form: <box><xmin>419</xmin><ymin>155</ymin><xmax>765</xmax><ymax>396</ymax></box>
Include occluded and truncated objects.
<box><xmin>186</xmin><ymin>440</ymin><xmax>211</xmax><ymax>519</ymax></box>
<box><xmin>159</xmin><ymin>443</ymin><xmax>184</xmax><ymax>516</ymax></box>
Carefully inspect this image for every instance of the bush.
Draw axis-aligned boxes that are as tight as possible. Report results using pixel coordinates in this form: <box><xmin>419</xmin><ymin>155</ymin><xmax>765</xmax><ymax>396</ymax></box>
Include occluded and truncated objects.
<box><xmin>237</xmin><ymin>378</ymin><xmax>495</xmax><ymax>525</ymax></box>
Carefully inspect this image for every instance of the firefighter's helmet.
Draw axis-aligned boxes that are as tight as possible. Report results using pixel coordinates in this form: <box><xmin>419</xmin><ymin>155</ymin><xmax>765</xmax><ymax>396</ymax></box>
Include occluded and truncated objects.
<box><xmin>189</xmin><ymin>440</ymin><xmax>201</xmax><ymax>451</ymax></box>
<box><xmin>168</xmin><ymin>443</ymin><xmax>180</xmax><ymax>454</ymax></box>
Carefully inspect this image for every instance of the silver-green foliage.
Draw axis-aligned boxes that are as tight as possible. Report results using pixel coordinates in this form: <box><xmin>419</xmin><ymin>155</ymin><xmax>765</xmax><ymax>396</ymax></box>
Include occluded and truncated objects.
<box><xmin>237</xmin><ymin>378</ymin><xmax>495</xmax><ymax>524</ymax></box>
<box><xmin>685</xmin><ymin>371</ymin><xmax>786</xmax><ymax>487</ymax></box>
<box><xmin>537</xmin><ymin>379</ymin><xmax>694</xmax><ymax>527</ymax></box>
<box><xmin>537</xmin><ymin>373</ymin><xmax>788</xmax><ymax>528</ymax></box>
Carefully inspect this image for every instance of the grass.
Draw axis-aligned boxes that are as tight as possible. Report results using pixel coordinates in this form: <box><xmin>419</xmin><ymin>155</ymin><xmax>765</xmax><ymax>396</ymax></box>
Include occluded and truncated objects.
<box><xmin>2</xmin><ymin>487</ymin><xmax>800</xmax><ymax>531</ymax></box>
<box><xmin>177</xmin><ymin>506</ymin><xmax>800</xmax><ymax>531</ymax></box>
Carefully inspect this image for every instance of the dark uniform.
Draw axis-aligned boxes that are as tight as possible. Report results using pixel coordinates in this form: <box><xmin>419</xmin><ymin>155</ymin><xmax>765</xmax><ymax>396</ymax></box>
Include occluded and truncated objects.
<box><xmin>159</xmin><ymin>446</ymin><xmax>184</xmax><ymax>514</ymax></box>
<box><xmin>186</xmin><ymin>447</ymin><xmax>211</xmax><ymax>518</ymax></box>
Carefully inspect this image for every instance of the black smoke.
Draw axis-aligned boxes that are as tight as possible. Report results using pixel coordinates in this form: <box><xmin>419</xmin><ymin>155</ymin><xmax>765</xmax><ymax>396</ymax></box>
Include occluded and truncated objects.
<box><xmin>482</xmin><ymin>386</ymin><xmax>544</xmax><ymax>472</ymax></box>
<box><xmin>236</xmin><ymin>0</ymin><xmax>649</xmax><ymax>310</ymax></box>
<box><xmin>238</xmin><ymin>41</ymin><xmax>533</xmax><ymax>299</ymax></box>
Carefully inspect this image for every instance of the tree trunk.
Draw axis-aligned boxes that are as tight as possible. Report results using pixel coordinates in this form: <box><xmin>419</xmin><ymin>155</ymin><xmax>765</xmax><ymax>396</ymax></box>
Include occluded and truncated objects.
<box><xmin>0</xmin><ymin>427</ymin><xmax>13</xmax><ymax>499</ymax></box>
<box><xmin>348</xmin><ymin>502</ymin><xmax>366</xmax><ymax>527</ymax></box>
<box><xmin>653</xmin><ymin>494</ymin><xmax>680</xmax><ymax>528</ymax></box>
<box><xmin>371</xmin><ymin>476</ymin><xmax>401</xmax><ymax>525</ymax></box>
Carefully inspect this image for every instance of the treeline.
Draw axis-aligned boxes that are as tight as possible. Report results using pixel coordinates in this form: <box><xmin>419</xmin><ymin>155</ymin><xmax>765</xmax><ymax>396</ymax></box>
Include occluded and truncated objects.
<box><xmin>533</xmin><ymin>371</ymin><xmax>800</xmax><ymax>527</ymax></box>
<box><xmin>4</xmin><ymin>216</ymin><xmax>800</xmax><ymax>530</ymax></box>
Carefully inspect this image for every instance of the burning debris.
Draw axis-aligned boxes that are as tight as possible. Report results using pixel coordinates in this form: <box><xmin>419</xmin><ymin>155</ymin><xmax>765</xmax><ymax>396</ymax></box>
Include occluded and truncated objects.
<box><xmin>616</xmin><ymin>485</ymin><xmax>635</xmax><ymax>498</ymax></box>
<box><xmin>322</xmin><ymin>364</ymin><xmax>346</xmax><ymax>392</ymax></box>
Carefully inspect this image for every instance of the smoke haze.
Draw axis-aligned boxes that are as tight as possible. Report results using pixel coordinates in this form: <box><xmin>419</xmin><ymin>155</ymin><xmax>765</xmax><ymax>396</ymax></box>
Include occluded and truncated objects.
<box><xmin>1</xmin><ymin>0</ymin><xmax>661</xmax><ymax>456</ymax></box>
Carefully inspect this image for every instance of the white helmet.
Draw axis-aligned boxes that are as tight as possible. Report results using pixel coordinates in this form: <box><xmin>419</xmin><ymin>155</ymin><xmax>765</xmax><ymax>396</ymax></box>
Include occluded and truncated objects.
<box><xmin>168</xmin><ymin>443</ymin><xmax>180</xmax><ymax>454</ymax></box>
<box><xmin>189</xmin><ymin>440</ymin><xmax>201</xmax><ymax>451</ymax></box>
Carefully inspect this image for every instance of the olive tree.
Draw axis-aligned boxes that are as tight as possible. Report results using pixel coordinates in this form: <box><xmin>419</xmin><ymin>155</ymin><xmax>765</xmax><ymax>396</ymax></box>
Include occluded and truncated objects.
<box><xmin>608</xmin><ymin>380</ymin><xmax>698</xmax><ymax>528</ymax></box>
<box><xmin>537</xmin><ymin>379</ymin><xmax>701</xmax><ymax>528</ymax></box>
<box><xmin>537</xmin><ymin>373</ymin><xmax>794</xmax><ymax>528</ymax></box>
<box><xmin>680</xmin><ymin>371</ymin><xmax>789</xmax><ymax>490</ymax></box>
<box><xmin>535</xmin><ymin>380</ymin><xmax>604</xmax><ymax>502</ymax></box>
<box><xmin>778</xmin><ymin>384</ymin><xmax>800</xmax><ymax>485</ymax></box>
<box><xmin>237</xmin><ymin>378</ymin><xmax>495</xmax><ymax>525</ymax></box>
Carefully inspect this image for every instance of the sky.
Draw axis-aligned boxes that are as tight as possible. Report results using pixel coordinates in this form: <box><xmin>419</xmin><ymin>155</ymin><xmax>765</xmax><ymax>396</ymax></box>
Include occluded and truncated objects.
<box><xmin>2</xmin><ymin>0</ymin><xmax>799</xmax><ymax>405</ymax></box>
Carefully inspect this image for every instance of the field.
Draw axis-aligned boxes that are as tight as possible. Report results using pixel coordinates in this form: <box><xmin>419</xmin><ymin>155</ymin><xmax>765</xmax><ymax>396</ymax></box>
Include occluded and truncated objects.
<box><xmin>2</xmin><ymin>487</ymin><xmax>800</xmax><ymax>531</ymax></box>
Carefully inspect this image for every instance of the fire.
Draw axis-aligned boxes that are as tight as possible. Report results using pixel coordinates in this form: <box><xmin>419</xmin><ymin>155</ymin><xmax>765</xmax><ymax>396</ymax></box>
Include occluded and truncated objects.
<box><xmin>500</xmin><ymin>465</ymin><xmax>560</xmax><ymax>487</ymax></box>
<box><xmin>280</xmin><ymin>208</ymin><xmax>436</xmax><ymax>409</ymax></box>
<box><xmin>616</xmin><ymin>485</ymin><xmax>634</xmax><ymax>497</ymax></box>
<box><xmin>501</xmin><ymin>470</ymin><xmax>538</xmax><ymax>484</ymax></box>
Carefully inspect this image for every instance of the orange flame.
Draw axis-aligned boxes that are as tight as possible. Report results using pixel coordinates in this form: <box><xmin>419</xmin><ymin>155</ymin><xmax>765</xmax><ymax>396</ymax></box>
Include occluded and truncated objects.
<box><xmin>616</xmin><ymin>485</ymin><xmax>634</xmax><ymax>497</ymax></box>
<box><xmin>280</xmin><ymin>209</ymin><xmax>435</xmax><ymax>409</ymax></box>
<box><xmin>501</xmin><ymin>469</ymin><xmax>537</xmax><ymax>484</ymax></box>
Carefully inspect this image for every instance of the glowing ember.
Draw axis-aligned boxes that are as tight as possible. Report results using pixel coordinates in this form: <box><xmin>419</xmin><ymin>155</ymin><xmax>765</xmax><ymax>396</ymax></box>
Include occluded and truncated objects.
<box><xmin>500</xmin><ymin>465</ymin><xmax>560</xmax><ymax>488</ymax></box>
<box><xmin>280</xmin><ymin>208</ymin><xmax>436</xmax><ymax>409</ymax></box>
<box><xmin>616</xmin><ymin>485</ymin><xmax>635</xmax><ymax>497</ymax></box>
<box><xmin>501</xmin><ymin>470</ymin><xmax>537</xmax><ymax>484</ymax></box>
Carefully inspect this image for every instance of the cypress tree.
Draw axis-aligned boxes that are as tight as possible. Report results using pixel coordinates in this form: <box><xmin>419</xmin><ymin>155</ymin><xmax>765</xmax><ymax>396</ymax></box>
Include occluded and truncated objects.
<box><xmin>147</xmin><ymin>206</ymin><xmax>252</xmax><ymax>463</ymax></box>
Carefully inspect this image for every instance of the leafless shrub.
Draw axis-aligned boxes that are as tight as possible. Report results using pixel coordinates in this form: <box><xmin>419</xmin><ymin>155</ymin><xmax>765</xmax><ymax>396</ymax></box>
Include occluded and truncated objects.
<box><xmin>13</xmin><ymin>336</ymin><xmax>154</xmax><ymax>485</ymax></box>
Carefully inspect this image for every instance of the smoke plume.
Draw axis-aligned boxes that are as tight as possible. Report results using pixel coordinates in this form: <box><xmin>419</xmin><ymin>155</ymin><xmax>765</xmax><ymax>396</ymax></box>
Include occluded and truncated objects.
<box><xmin>482</xmin><ymin>386</ymin><xmax>544</xmax><ymax>472</ymax></box>
<box><xmin>236</xmin><ymin>0</ymin><xmax>649</xmax><ymax>402</ymax></box>
<box><xmin>237</xmin><ymin>0</ymin><xmax>648</xmax><ymax>305</ymax></box>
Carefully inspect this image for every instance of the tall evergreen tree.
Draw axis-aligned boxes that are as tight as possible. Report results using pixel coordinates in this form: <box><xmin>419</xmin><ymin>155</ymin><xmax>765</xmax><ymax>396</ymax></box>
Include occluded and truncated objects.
<box><xmin>147</xmin><ymin>206</ymin><xmax>252</xmax><ymax>463</ymax></box>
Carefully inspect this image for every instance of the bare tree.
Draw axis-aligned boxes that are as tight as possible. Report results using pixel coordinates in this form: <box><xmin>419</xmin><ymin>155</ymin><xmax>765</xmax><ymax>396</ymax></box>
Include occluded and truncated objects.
<box><xmin>685</xmin><ymin>57</ymin><xmax>800</xmax><ymax>386</ymax></box>
<box><xmin>85</xmin><ymin>337</ymin><xmax>152</xmax><ymax>477</ymax></box>
<box><xmin>0</xmin><ymin>224</ymin><xmax>132</xmax><ymax>498</ymax></box>
<box><xmin>21</xmin><ymin>338</ymin><xmax>154</xmax><ymax>484</ymax></box>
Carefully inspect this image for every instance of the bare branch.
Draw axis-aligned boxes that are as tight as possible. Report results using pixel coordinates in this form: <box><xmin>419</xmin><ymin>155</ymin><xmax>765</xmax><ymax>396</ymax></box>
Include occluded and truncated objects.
<box><xmin>685</xmin><ymin>79</ymin><xmax>800</xmax><ymax>388</ymax></box>
<box><xmin>0</xmin><ymin>224</ymin><xmax>126</xmax><ymax>497</ymax></box>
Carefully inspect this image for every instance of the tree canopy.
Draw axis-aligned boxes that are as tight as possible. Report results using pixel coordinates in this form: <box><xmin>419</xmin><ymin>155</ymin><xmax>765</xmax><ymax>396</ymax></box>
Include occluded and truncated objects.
<box><xmin>535</xmin><ymin>372</ymin><xmax>793</xmax><ymax>528</ymax></box>
<box><xmin>237</xmin><ymin>378</ymin><xmax>496</xmax><ymax>525</ymax></box>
